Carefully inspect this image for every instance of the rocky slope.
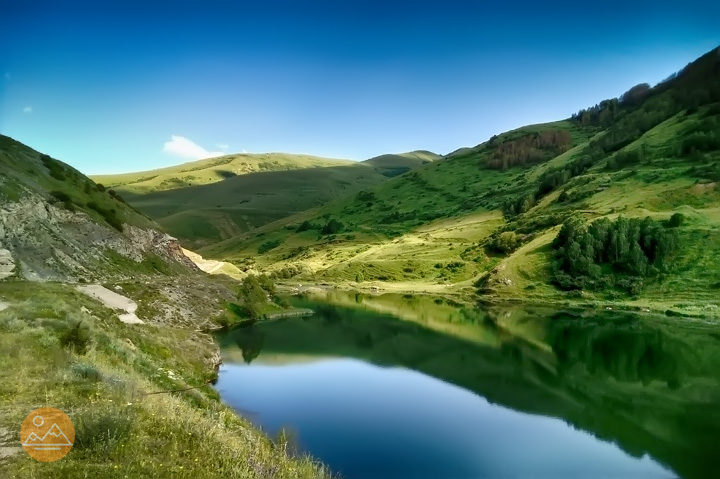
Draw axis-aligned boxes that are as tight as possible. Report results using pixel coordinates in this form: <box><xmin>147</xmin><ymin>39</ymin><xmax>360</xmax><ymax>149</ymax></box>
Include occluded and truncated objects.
<box><xmin>0</xmin><ymin>134</ymin><xmax>198</xmax><ymax>282</ymax></box>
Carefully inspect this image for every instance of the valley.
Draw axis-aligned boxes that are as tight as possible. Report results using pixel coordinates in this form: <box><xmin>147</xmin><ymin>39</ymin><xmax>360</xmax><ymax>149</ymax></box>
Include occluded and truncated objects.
<box><xmin>1</xmin><ymin>42</ymin><xmax>719</xmax><ymax>479</ymax></box>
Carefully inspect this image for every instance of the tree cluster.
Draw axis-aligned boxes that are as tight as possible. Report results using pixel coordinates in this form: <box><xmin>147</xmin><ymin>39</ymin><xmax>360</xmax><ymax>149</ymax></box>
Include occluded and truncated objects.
<box><xmin>552</xmin><ymin>216</ymin><xmax>679</xmax><ymax>293</ymax></box>
<box><xmin>484</xmin><ymin>130</ymin><xmax>572</xmax><ymax>170</ymax></box>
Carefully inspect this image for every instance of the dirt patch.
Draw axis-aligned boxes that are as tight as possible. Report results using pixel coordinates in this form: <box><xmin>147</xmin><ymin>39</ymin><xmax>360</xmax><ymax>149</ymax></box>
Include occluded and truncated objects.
<box><xmin>77</xmin><ymin>284</ymin><xmax>144</xmax><ymax>324</ymax></box>
<box><xmin>690</xmin><ymin>182</ymin><xmax>718</xmax><ymax>194</ymax></box>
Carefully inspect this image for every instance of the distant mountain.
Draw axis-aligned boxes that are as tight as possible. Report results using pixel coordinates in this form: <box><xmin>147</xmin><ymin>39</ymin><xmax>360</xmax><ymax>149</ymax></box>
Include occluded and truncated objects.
<box><xmin>361</xmin><ymin>150</ymin><xmax>442</xmax><ymax>177</ymax></box>
<box><xmin>102</xmin><ymin>150</ymin><xmax>439</xmax><ymax>249</ymax></box>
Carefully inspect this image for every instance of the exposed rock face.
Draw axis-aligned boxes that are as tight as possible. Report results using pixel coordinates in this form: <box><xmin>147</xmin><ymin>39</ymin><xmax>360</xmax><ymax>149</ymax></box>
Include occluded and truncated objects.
<box><xmin>0</xmin><ymin>196</ymin><xmax>198</xmax><ymax>282</ymax></box>
<box><xmin>0</xmin><ymin>248</ymin><xmax>14</xmax><ymax>280</ymax></box>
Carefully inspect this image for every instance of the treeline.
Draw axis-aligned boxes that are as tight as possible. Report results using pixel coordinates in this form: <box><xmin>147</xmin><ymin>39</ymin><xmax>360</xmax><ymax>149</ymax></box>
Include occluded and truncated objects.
<box><xmin>484</xmin><ymin>130</ymin><xmax>572</xmax><ymax>170</ymax></box>
<box><xmin>551</xmin><ymin>215</ymin><xmax>681</xmax><ymax>293</ymax></box>
<box><xmin>572</xmin><ymin>47</ymin><xmax>720</xmax><ymax>129</ymax></box>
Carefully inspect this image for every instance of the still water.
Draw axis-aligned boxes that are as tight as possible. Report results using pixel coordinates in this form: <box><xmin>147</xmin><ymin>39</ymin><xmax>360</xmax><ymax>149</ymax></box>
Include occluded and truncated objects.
<box><xmin>215</xmin><ymin>291</ymin><xmax>720</xmax><ymax>479</ymax></box>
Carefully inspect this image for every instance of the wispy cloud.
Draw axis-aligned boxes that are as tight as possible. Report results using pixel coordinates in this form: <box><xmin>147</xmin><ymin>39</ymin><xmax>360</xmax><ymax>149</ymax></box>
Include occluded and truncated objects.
<box><xmin>162</xmin><ymin>135</ymin><xmax>224</xmax><ymax>160</ymax></box>
<box><xmin>216</xmin><ymin>143</ymin><xmax>229</xmax><ymax>150</ymax></box>
<box><xmin>23</xmin><ymin>106</ymin><xmax>32</xmax><ymax>113</ymax></box>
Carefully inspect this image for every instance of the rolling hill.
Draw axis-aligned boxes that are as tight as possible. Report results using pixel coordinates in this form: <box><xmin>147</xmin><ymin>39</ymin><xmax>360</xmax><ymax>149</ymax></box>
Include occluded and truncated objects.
<box><xmin>91</xmin><ymin>152</ymin><xmax>355</xmax><ymax>194</ymax></box>
<box><xmin>96</xmin><ymin>150</ymin><xmax>440</xmax><ymax>248</ymax></box>
<box><xmin>200</xmin><ymin>46</ymin><xmax>720</xmax><ymax>317</ymax></box>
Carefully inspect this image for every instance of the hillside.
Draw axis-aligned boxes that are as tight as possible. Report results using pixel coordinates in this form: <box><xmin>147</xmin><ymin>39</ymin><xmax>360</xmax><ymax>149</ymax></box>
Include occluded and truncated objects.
<box><xmin>100</xmin><ymin>150</ymin><xmax>440</xmax><ymax>249</ymax></box>
<box><xmin>0</xmin><ymin>135</ymin><xmax>328</xmax><ymax>477</ymax></box>
<box><xmin>201</xmin><ymin>46</ymin><xmax>720</xmax><ymax>317</ymax></box>
<box><xmin>91</xmin><ymin>152</ymin><xmax>355</xmax><ymax>194</ymax></box>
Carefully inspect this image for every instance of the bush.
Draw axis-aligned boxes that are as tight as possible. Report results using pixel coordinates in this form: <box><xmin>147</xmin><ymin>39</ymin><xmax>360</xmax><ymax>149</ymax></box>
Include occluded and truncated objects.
<box><xmin>667</xmin><ymin>212</ymin><xmax>685</xmax><ymax>228</ymax></box>
<box><xmin>50</xmin><ymin>190</ymin><xmax>72</xmax><ymax>202</ymax></box>
<box><xmin>258</xmin><ymin>239</ymin><xmax>282</xmax><ymax>254</ymax></box>
<box><xmin>108</xmin><ymin>189</ymin><xmax>127</xmax><ymax>203</ymax></box>
<box><xmin>87</xmin><ymin>201</ymin><xmax>123</xmax><ymax>231</ymax></box>
<box><xmin>489</xmin><ymin>231</ymin><xmax>523</xmax><ymax>254</ymax></box>
<box><xmin>95</xmin><ymin>183</ymin><xmax>107</xmax><ymax>192</ymax></box>
<box><xmin>296</xmin><ymin>220</ymin><xmax>313</xmax><ymax>232</ymax></box>
<box><xmin>321</xmin><ymin>219</ymin><xmax>344</xmax><ymax>235</ymax></box>
<box><xmin>58</xmin><ymin>321</ymin><xmax>92</xmax><ymax>355</ymax></box>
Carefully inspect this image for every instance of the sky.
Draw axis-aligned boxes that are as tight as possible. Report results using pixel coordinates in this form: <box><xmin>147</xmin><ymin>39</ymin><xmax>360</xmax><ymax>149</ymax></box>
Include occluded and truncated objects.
<box><xmin>1</xmin><ymin>0</ymin><xmax>719</xmax><ymax>175</ymax></box>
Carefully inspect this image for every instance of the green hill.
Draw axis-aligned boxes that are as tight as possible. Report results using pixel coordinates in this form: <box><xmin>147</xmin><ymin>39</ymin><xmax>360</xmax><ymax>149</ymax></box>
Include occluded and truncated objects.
<box><xmin>362</xmin><ymin>150</ymin><xmax>442</xmax><ymax>176</ymax></box>
<box><xmin>99</xmin><ymin>150</ymin><xmax>440</xmax><ymax>248</ymax></box>
<box><xmin>201</xmin><ymin>46</ymin><xmax>720</xmax><ymax>317</ymax></box>
<box><xmin>91</xmin><ymin>152</ymin><xmax>355</xmax><ymax>194</ymax></box>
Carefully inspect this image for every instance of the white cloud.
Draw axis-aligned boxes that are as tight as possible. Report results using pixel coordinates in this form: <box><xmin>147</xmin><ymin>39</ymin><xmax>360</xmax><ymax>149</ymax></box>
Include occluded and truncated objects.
<box><xmin>216</xmin><ymin>143</ymin><xmax>229</xmax><ymax>150</ymax></box>
<box><xmin>162</xmin><ymin>135</ymin><xmax>224</xmax><ymax>160</ymax></box>
<box><xmin>23</xmin><ymin>106</ymin><xmax>32</xmax><ymax>113</ymax></box>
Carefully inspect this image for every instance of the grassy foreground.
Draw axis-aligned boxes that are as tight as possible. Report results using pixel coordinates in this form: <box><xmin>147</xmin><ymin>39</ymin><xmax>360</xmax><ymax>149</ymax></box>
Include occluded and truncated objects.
<box><xmin>0</xmin><ymin>282</ymin><xmax>331</xmax><ymax>478</ymax></box>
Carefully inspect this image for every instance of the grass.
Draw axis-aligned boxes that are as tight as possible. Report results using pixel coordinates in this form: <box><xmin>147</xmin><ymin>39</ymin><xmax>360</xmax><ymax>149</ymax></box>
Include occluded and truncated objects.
<box><xmin>197</xmin><ymin>103</ymin><xmax>720</xmax><ymax>315</ymax></box>
<box><xmin>0</xmin><ymin>281</ymin><xmax>331</xmax><ymax>478</ymax></box>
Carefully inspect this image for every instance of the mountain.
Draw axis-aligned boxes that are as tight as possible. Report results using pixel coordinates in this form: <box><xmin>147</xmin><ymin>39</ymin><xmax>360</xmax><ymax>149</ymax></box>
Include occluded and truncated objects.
<box><xmin>200</xmin><ymin>46</ymin><xmax>720</xmax><ymax>316</ymax></box>
<box><xmin>100</xmin><ymin>150</ymin><xmax>439</xmax><ymax>249</ymax></box>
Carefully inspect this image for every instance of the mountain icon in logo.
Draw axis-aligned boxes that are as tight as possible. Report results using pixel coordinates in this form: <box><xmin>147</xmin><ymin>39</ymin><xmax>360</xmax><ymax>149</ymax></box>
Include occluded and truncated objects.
<box><xmin>22</xmin><ymin>423</ymin><xmax>73</xmax><ymax>447</ymax></box>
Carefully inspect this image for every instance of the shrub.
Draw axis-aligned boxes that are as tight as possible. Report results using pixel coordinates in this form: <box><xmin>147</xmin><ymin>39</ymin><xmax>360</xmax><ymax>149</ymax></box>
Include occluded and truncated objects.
<box><xmin>108</xmin><ymin>189</ymin><xmax>127</xmax><ymax>203</ymax></box>
<box><xmin>667</xmin><ymin>212</ymin><xmax>685</xmax><ymax>228</ymax></box>
<box><xmin>50</xmin><ymin>190</ymin><xmax>72</xmax><ymax>202</ymax></box>
<box><xmin>321</xmin><ymin>219</ymin><xmax>344</xmax><ymax>235</ymax></box>
<box><xmin>58</xmin><ymin>321</ymin><xmax>92</xmax><ymax>355</ymax></box>
<box><xmin>95</xmin><ymin>183</ymin><xmax>107</xmax><ymax>192</ymax></box>
<box><xmin>86</xmin><ymin>201</ymin><xmax>124</xmax><ymax>231</ymax></box>
<box><xmin>258</xmin><ymin>239</ymin><xmax>282</xmax><ymax>254</ymax></box>
<box><xmin>489</xmin><ymin>231</ymin><xmax>523</xmax><ymax>254</ymax></box>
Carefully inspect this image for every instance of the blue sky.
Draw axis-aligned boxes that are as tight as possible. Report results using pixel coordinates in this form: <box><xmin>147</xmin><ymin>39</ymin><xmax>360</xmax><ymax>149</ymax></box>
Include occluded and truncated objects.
<box><xmin>1</xmin><ymin>0</ymin><xmax>719</xmax><ymax>174</ymax></box>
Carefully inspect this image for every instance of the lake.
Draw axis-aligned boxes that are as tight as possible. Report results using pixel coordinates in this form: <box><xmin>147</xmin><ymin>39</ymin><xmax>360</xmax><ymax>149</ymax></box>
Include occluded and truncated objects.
<box><xmin>215</xmin><ymin>290</ymin><xmax>720</xmax><ymax>479</ymax></box>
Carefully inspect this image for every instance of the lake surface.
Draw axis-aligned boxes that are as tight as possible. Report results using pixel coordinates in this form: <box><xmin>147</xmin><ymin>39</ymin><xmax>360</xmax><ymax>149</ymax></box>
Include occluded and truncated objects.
<box><xmin>215</xmin><ymin>291</ymin><xmax>720</xmax><ymax>479</ymax></box>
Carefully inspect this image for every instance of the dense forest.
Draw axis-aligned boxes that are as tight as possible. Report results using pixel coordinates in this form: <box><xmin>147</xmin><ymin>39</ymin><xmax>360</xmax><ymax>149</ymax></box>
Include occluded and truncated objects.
<box><xmin>551</xmin><ymin>215</ymin><xmax>681</xmax><ymax>294</ymax></box>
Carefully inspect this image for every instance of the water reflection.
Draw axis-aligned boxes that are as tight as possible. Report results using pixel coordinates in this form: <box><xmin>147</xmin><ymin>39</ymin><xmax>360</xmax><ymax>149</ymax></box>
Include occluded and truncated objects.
<box><xmin>216</xmin><ymin>291</ymin><xmax>720</xmax><ymax>479</ymax></box>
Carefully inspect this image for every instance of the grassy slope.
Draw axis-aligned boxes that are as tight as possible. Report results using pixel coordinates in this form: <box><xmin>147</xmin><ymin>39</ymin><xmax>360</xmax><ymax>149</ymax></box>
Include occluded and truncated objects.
<box><xmin>0</xmin><ymin>135</ymin><xmax>155</xmax><ymax>231</ymax></box>
<box><xmin>0</xmin><ymin>282</ymin><xmax>329</xmax><ymax>478</ymax></box>
<box><xmin>91</xmin><ymin>152</ymin><xmax>355</xmax><ymax>194</ymax></box>
<box><xmin>200</xmin><ymin>120</ymin><xmax>590</xmax><ymax>287</ymax></box>
<box><xmin>0</xmin><ymin>137</ymin><xmax>330</xmax><ymax>476</ymax></box>
<box><xmin>100</xmin><ymin>151</ymin><xmax>439</xmax><ymax>248</ymax></box>
<box><xmin>202</xmin><ymin>107</ymin><xmax>720</xmax><ymax>316</ymax></box>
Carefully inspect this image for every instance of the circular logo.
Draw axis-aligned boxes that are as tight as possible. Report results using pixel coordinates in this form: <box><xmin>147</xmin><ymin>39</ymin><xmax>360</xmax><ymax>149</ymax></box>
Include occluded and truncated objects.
<box><xmin>20</xmin><ymin>408</ymin><xmax>74</xmax><ymax>462</ymax></box>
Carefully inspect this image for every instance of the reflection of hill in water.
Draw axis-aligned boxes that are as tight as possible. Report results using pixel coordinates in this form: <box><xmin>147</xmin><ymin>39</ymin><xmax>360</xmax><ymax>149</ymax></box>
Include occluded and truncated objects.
<box><xmin>218</xmin><ymin>292</ymin><xmax>720</xmax><ymax>479</ymax></box>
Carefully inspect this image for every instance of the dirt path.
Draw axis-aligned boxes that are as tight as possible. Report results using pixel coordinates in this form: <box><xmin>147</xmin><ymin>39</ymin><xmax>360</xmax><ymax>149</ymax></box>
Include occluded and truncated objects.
<box><xmin>77</xmin><ymin>284</ymin><xmax>144</xmax><ymax>324</ymax></box>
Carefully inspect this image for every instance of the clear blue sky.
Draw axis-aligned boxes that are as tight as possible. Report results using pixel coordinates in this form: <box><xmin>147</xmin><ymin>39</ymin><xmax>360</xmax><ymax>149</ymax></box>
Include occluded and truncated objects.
<box><xmin>2</xmin><ymin>0</ymin><xmax>719</xmax><ymax>174</ymax></box>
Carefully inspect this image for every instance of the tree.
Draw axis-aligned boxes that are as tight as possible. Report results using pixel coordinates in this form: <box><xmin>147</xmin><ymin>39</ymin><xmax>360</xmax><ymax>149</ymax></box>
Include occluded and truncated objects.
<box><xmin>321</xmin><ymin>219</ymin><xmax>343</xmax><ymax>235</ymax></box>
<box><xmin>668</xmin><ymin>213</ymin><xmax>685</xmax><ymax>228</ymax></box>
<box><xmin>238</xmin><ymin>274</ymin><xmax>274</xmax><ymax>319</ymax></box>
